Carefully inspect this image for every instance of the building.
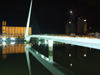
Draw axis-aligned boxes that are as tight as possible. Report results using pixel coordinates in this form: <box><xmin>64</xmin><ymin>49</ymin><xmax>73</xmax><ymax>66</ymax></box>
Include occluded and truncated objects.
<box><xmin>65</xmin><ymin>11</ymin><xmax>87</xmax><ymax>36</ymax></box>
<box><xmin>77</xmin><ymin>17</ymin><xmax>87</xmax><ymax>35</ymax></box>
<box><xmin>2</xmin><ymin>21</ymin><xmax>32</xmax><ymax>38</ymax></box>
<box><xmin>65</xmin><ymin>11</ymin><xmax>76</xmax><ymax>35</ymax></box>
<box><xmin>84</xmin><ymin>19</ymin><xmax>87</xmax><ymax>34</ymax></box>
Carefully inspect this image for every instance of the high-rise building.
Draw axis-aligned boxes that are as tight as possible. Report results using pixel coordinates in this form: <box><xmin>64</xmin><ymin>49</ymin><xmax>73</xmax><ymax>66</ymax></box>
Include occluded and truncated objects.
<box><xmin>77</xmin><ymin>17</ymin><xmax>87</xmax><ymax>35</ymax></box>
<box><xmin>84</xmin><ymin>19</ymin><xmax>87</xmax><ymax>34</ymax></box>
<box><xmin>65</xmin><ymin>11</ymin><xmax>87</xmax><ymax>35</ymax></box>
<box><xmin>65</xmin><ymin>11</ymin><xmax>76</xmax><ymax>35</ymax></box>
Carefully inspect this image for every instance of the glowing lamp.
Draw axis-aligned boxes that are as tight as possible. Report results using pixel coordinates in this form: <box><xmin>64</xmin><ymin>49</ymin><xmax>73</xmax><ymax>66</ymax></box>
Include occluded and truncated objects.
<box><xmin>11</xmin><ymin>37</ymin><xmax>15</xmax><ymax>40</ymax></box>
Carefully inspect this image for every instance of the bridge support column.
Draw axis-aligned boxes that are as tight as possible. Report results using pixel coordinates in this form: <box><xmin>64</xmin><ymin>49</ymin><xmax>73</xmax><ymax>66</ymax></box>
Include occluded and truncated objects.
<box><xmin>48</xmin><ymin>40</ymin><xmax>53</xmax><ymax>63</ymax></box>
<box><xmin>25</xmin><ymin>37</ymin><xmax>31</xmax><ymax>42</ymax></box>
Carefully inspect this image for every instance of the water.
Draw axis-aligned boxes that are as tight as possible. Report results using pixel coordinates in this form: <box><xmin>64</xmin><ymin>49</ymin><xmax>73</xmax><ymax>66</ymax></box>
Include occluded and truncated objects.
<box><xmin>0</xmin><ymin>38</ymin><xmax>100</xmax><ymax>75</ymax></box>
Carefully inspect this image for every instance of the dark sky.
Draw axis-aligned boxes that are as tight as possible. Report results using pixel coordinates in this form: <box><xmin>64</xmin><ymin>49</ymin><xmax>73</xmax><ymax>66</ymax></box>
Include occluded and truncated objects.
<box><xmin>0</xmin><ymin>0</ymin><xmax>100</xmax><ymax>34</ymax></box>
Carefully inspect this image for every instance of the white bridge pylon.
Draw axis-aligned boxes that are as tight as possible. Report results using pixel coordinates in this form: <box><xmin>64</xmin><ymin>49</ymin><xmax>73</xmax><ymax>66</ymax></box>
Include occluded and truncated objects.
<box><xmin>25</xmin><ymin>0</ymin><xmax>33</xmax><ymax>39</ymax></box>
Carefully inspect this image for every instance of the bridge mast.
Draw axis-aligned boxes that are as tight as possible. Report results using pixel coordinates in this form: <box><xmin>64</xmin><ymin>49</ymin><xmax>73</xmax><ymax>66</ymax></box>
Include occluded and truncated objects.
<box><xmin>25</xmin><ymin>0</ymin><xmax>33</xmax><ymax>37</ymax></box>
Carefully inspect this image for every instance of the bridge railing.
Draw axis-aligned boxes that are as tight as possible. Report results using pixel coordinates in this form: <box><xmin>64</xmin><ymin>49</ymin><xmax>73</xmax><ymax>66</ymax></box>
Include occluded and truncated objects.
<box><xmin>31</xmin><ymin>34</ymin><xmax>100</xmax><ymax>39</ymax></box>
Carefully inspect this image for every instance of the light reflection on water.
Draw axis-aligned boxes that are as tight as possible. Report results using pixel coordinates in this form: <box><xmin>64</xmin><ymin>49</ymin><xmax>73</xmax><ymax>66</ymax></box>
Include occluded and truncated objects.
<box><xmin>31</xmin><ymin>40</ymin><xmax>100</xmax><ymax>75</ymax></box>
<box><xmin>2</xmin><ymin>44</ymin><xmax>25</xmax><ymax>59</ymax></box>
<box><xmin>25</xmin><ymin>42</ymin><xmax>76</xmax><ymax>75</ymax></box>
<box><xmin>0</xmin><ymin>39</ymin><xmax>100</xmax><ymax>75</ymax></box>
<box><xmin>0</xmin><ymin>40</ymin><xmax>52</xmax><ymax>75</ymax></box>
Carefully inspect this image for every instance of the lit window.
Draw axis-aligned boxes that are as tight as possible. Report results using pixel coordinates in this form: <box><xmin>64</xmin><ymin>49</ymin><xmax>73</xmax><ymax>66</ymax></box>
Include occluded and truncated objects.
<box><xmin>69</xmin><ymin>21</ymin><xmax>71</xmax><ymax>24</ymax></box>
<box><xmin>69</xmin><ymin>54</ymin><xmax>71</xmax><ymax>57</ymax></box>
<box><xmin>70</xmin><ymin>11</ymin><xmax>72</xmax><ymax>14</ymax></box>
<box><xmin>84</xmin><ymin>19</ymin><xmax>86</xmax><ymax>22</ymax></box>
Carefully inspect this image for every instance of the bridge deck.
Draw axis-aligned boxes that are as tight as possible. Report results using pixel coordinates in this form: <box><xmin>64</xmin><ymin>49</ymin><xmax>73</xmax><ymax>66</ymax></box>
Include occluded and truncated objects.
<box><xmin>27</xmin><ymin>35</ymin><xmax>100</xmax><ymax>50</ymax></box>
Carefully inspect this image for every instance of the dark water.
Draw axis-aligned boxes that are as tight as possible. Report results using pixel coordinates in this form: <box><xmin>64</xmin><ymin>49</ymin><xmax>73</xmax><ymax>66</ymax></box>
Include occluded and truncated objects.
<box><xmin>0</xmin><ymin>38</ymin><xmax>100</xmax><ymax>75</ymax></box>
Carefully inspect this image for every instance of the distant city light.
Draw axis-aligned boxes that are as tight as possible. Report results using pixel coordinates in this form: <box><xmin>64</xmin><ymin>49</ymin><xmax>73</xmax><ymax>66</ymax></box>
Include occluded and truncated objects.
<box><xmin>69</xmin><ymin>54</ymin><xmax>71</xmax><ymax>57</ymax></box>
<box><xmin>11</xmin><ymin>37</ymin><xmax>15</xmax><ymax>40</ymax></box>
<box><xmin>11</xmin><ymin>42</ymin><xmax>15</xmax><ymax>45</ymax></box>
<box><xmin>2</xmin><ymin>42</ymin><xmax>6</xmax><ymax>46</ymax></box>
<box><xmin>70</xmin><ymin>11</ymin><xmax>72</xmax><ymax>14</ymax></box>
<box><xmin>2</xmin><ymin>36</ymin><xmax>6</xmax><ymax>41</ymax></box>
<box><xmin>69</xmin><ymin>21</ymin><xmax>71</xmax><ymax>24</ymax></box>
<box><xmin>84</xmin><ymin>19</ymin><xmax>86</xmax><ymax>22</ymax></box>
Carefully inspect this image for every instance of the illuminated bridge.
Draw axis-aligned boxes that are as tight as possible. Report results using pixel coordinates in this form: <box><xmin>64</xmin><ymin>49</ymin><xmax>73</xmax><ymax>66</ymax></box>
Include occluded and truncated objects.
<box><xmin>23</xmin><ymin>0</ymin><xmax>100</xmax><ymax>75</ymax></box>
<box><xmin>25</xmin><ymin>0</ymin><xmax>100</xmax><ymax>50</ymax></box>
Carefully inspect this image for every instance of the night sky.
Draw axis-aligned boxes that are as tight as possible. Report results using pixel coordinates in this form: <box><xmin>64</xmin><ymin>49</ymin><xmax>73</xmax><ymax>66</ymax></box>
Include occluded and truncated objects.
<box><xmin>0</xmin><ymin>0</ymin><xmax>100</xmax><ymax>34</ymax></box>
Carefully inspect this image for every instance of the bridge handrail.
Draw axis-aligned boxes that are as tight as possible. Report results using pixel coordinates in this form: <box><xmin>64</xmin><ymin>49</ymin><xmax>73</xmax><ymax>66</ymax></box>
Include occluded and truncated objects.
<box><xmin>30</xmin><ymin>34</ymin><xmax>100</xmax><ymax>39</ymax></box>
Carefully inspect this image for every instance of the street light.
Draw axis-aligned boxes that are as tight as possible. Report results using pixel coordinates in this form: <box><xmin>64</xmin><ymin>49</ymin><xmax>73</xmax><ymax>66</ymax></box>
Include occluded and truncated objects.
<box><xmin>70</xmin><ymin>10</ymin><xmax>72</xmax><ymax>14</ymax></box>
<box><xmin>11</xmin><ymin>37</ymin><xmax>15</xmax><ymax>40</ymax></box>
<box><xmin>2</xmin><ymin>36</ymin><xmax>6</xmax><ymax>41</ymax></box>
<box><xmin>84</xmin><ymin>19</ymin><xmax>86</xmax><ymax>22</ymax></box>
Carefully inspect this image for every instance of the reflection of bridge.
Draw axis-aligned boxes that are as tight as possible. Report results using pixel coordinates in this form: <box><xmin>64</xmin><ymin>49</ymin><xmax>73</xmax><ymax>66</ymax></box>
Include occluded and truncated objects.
<box><xmin>25</xmin><ymin>43</ymin><xmax>77</xmax><ymax>75</ymax></box>
<box><xmin>25</xmin><ymin>0</ymin><xmax>100</xmax><ymax>50</ymax></box>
